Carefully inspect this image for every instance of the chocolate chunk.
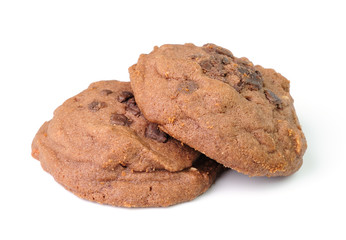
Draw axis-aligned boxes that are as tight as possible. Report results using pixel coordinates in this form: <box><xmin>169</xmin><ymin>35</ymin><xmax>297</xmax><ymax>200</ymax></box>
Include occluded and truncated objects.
<box><xmin>177</xmin><ymin>80</ymin><xmax>199</xmax><ymax>94</ymax></box>
<box><xmin>100</xmin><ymin>89</ymin><xmax>113</xmax><ymax>96</ymax></box>
<box><xmin>244</xmin><ymin>76</ymin><xmax>263</xmax><ymax>90</ymax></box>
<box><xmin>200</xmin><ymin>45</ymin><xmax>262</xmax><ymax>91</ymax></box>
<box><xmin>238</xmin><ymin>68</ymin><xmax>263</xmax><ymax>90</ymax></box>
<box><xmin>145</xmin><ymin>123</ymin><xmax>168</xmax><ymax>143</ymax></box>
<box><xmin>110</xmin><ymin>113</ymin><xmax>132</xmax><ymax>126</ymax></box>
<box><xmin>238</xmin><ymin>67</ymin><xmax>249</xmax><ymax>75</ymax></box>
<box><xmin>199</xmin><ymin>56</ymin><xmax>226</xmax><ymax>81</ymax></box>
<box><xmin>221</xmin><ymin>56</ymin><xmax>230</xmax><ymax>65</ymax></box>
<box><xmin>203</xmin><ymin>43</ymin><xmax>234</xmax><ymax>58</ymax></box>
<box><xmin>264</xmin><ymin>89</ymin><xmax>283</xmax><ymax>109</ymax></box>
<box><xmin>126</xmin><ymin>98</ymin><xmax>141</xmax><ymax>116</ymax></box>
<box><xmin>117</xmin><ymin>91</ymin><xmax>140</xmax><ymax>116</ymax></box>
<box><xmin>210</xmin><ymin>55</ymin><xmax>225</xmax><ymax>70</ymax></box>
<box><xmin>88</xmin><ymin>101</ymin><xmax>106</xmax><ymax>112</ymax></box>
<box><xmin>237</xmin><ymin>58</ymin><xmax>253</xmax><ymax>67</ymax></box>
<box><xmin>214</xmin><ymin>47</ymin><xmax>234</xmax><ymax>58</ymax></box>
<box><xmin>199</xmin><ymin>60</ymin><xmax>213</xmax><ymax>71</ymax></box>
<box><xmin>117</xmin><ymin>91</ymin><xmax>134</xmax><ymax>103</ymax></box>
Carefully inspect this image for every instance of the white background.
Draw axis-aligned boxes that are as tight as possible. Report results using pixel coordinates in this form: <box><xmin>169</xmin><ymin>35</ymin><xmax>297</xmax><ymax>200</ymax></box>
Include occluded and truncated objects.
<box><xmin>1</xmin><ymin>0</ymin><xmax>345</xmax><ymax>239</ymax></box>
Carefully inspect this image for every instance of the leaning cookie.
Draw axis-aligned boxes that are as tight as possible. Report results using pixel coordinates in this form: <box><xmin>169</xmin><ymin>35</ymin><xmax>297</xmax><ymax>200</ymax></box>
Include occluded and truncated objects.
<box><xmin>129</xmin><ymin>43</ymin><xmax>307</xmax><ymax>177</ymax></box>
<box><xmin>31</xmin><ymin>80</ymin><xmax>224</xmax><ymax>207</ymax></box>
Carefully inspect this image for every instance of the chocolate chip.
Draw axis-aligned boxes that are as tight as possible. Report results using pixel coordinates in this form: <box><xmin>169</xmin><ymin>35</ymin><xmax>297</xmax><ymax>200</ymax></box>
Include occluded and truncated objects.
<box><xmin>199</xmin><ymin>55</ymin><xmax>227</xmax><ymax>81</ymax></box>
<box><xmin>200</xmin><ymin>44</ymin><xmax>263</xmax><ymax>92</ymax></box>
<box><xmin>110</xmin><ymin>113</ymin><xmax>132</xmax><ymax>126</ymax></box>
<box><xmin>237</xmin><ymin>58</ymin><xmax>253</xmax><ymax>67</ymax></box>
<box><xmin>238</xmin><ymin>67</ymin><xmax>249</xmax><ymax>75</ymax></box>
<box><xmin>177</xmin><ymin>80</ymin><xmax>199</xmax><ymax>94</ymax></box>
<box><xmin>145</xmin><ymin>123</ymin><xmax>168</xmax><ymax>143</ymax></box>
<box><xmin>221</xmin><ymin>56</ymin><xmax>230</xmax><ymax>65</ymax></box>
<box><xmin>238</xmin><ymin>68</ymin><xmax>263</xmax><ymax>90</ymax></box>
<box><xmin>199</xmin><ymin>60</ymin><xmax>213</xmax><ymax>71</ymax></box>
<box><xmin>117</xmin><ymin>91</ymin><xmax>134</xmax><ymax>103</ymax></box>
<box><xmin>117</xmin><ymin>91</ymin><xmax>141</xmax><ymax>116</ymax></box>
<box><xmin>210</xmin><ymin>55</ymin><xmax>225</xmax><ymax>69</ymax></box>
<box><xmin>214</xmin><ymin>47</ymin><xmax>234</xmax><ymax>58</ymax></box>
<box><xmin>88</xmin><ymin>101</ymin><xmax>106</xmax><ymax>112</ymax></box>
<box><xmin>264</xmin><ymin>89</ymin><xmax>283</xmax><ymax>109</ymax></box>
<box><xmin>244</xmin><ymin>75</ymin><xmax>263</xmax><ymax>90</ymax></box>
<box><xmin>126</xmin><ymin>98</ymin><xmax>141</xmax><ymax>116</ymax></box>
<box><xmin>100</xmin><ymin>89</ymin><xmax>113</xmax><ymax>96</ymax></box>
<box><xmin>203</xmin><ymin>44</ymin><xmax>234</xmax><ymax>58</ymax></box>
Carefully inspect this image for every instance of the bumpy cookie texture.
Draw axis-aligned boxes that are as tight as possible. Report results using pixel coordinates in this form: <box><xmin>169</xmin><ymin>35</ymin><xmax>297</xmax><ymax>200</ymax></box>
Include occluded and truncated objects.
<box><xmin>129</xmin><ymin>43</ymin><xmax>307</xmax><ymax>177</ymax></box>
<box><xmin>31</xmin><ymin>80</ymin><xmax>224</xmax><ymax>207</ymax></box>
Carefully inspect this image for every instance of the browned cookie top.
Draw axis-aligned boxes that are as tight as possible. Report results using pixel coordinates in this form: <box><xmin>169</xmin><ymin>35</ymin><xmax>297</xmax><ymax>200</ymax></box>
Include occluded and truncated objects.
<box><xmin>39</xmin><ymin>80</ymin><xmax>199</xmax><ymax>173</ymax></box>
<box><xmin>129</xmin><ymin>43</ymin><xmax>307</xmax><ymax>177</ymax></box>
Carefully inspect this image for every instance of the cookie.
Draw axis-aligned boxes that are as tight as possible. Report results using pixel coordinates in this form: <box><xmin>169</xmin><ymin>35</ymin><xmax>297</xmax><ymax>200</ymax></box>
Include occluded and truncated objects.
<box><xmin>31</xmin><ymin>80</ymin><xmax>224</xmax><ymax>207</ymax></box>
<box><xmin>129</xmin><ymin>43</ymin><xmax>307</xmax><ymax>177</ymax></box>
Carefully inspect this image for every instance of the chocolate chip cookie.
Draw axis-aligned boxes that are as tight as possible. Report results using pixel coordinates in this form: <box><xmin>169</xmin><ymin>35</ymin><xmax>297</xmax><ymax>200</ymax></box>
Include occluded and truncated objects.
<box><xmin>31</xmin><ymin>80</ymin><xmax>224</xmax><ymax>207</ymax></box>
<box><xmin>129</xmin><ymin>43</ymin><xmax>307</xmax><ymax>177</ymax></box>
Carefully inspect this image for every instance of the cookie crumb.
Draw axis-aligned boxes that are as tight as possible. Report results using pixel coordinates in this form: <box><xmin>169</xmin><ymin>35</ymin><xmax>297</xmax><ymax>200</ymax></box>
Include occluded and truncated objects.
<box><xmin>288</xmin><ymin>129</ymin><xmax>294</xmax><ymax>137</ymax></box>
<box><xmin>168</xmin><ymin>116</ymin><xmax>176</xmax><ymax>124</ymax></box>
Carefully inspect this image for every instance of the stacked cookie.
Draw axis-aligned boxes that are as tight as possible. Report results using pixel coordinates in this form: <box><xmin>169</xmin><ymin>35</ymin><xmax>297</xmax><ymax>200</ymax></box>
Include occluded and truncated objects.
<box><xmin>32</xmin><ymin>43</ymin><xmax>307</xmax><ymax>207</ymax></box>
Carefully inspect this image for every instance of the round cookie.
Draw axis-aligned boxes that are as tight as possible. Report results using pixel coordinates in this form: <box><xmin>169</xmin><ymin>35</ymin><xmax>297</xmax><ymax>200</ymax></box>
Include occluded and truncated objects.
<box><xmin>129</xmin><ymin>43</ymin><xmax>307</xmax><ymax>177</ymax></box>
<box><xmin>31</xmin><ymin>80</ymin><xmax>223</xmax><ymax>207</ymax></box>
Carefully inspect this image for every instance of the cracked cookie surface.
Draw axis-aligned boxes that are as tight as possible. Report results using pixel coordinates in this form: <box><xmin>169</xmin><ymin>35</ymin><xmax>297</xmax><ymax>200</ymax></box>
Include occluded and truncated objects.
<box><xmin>31</xmin><ymin>80</ymin><xmax>223</xmax><ymax>207</ymax></box>
<box><xmin>129</xmin><ymin>43</ymin><xmax>307</xmax><ymax>177</ymax></box>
